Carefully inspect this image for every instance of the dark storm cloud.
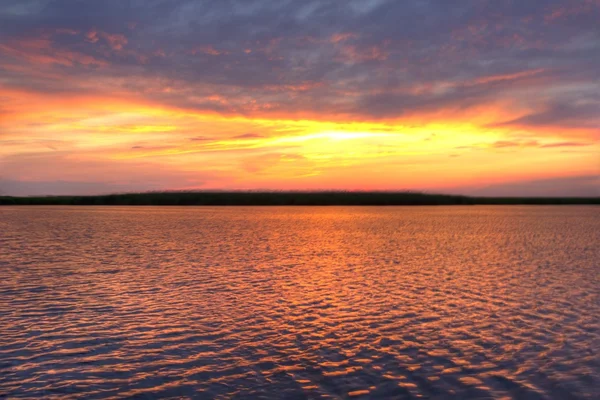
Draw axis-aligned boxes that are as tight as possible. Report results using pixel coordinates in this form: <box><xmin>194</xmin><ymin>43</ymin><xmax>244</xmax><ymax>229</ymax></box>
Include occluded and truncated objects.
<box><xmin>1</xmin><ymin>0</ymin><xmax>599</xmax><ymax>120</ymax></box>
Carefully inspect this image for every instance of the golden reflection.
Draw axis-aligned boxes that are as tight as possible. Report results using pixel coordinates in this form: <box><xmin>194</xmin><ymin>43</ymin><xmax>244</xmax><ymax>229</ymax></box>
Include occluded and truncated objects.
<box><xmin>1</xmin><ymin>206</ymin><xmax>599</xmax><ymax>397</ymax></box>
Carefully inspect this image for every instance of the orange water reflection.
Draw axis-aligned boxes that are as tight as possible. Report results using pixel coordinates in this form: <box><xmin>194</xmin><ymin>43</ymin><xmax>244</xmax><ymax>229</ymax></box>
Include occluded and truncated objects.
<box><xmin>0</xmin><ymin>206</ymin><xmax>598</xmax><ymax>398</ymax></box>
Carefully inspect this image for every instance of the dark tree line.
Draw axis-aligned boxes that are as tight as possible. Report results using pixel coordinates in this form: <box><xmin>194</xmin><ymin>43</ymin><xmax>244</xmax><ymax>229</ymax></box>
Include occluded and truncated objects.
<box><xmin>1</xmin><ymin>191</ymin><xmax>598</xmax><ymax>206</ymax></box>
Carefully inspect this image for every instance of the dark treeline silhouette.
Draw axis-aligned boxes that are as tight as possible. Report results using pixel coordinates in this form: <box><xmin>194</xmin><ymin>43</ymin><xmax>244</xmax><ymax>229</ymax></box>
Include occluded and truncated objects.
<box><xmin>0</xmin><ymin>191</ymin><xmax>598</xmax><ymax>206</ymax></box>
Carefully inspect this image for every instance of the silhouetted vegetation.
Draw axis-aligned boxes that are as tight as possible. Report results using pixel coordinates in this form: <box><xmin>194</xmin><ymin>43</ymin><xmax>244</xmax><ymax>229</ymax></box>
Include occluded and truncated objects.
<box><xmin>0</xmin><ymin>191</ymin><xmax>598</xmax><ymax>206</ymax></box>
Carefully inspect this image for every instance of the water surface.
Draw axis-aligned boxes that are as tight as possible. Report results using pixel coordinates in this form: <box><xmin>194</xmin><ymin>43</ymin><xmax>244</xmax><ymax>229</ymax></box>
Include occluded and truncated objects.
<box><xmin>1</xmin><ymin>206</ymin><xmax>599</xmax><ymax>399</ymax></box>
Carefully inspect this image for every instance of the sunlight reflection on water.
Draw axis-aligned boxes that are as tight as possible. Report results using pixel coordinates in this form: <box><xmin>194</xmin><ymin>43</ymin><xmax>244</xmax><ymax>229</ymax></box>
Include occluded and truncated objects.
<box><xmin>1</xmin><ymin>206</ymin><xmax>598</xmax><ymax>399</ymax></box>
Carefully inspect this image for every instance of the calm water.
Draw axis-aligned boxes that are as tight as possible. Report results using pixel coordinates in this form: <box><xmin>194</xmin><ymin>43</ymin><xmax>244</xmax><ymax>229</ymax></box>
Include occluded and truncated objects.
<box><xmin>1</xmin><ymin>206</ymin><xmax>598</xmax><ymax>399</ymax></box>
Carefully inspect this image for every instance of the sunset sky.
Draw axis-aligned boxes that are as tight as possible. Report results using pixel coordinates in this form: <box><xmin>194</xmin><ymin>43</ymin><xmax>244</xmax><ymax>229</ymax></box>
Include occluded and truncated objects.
<box><xmin>1</xmin><ymin>0</ymin><xmax>598</xmax><ymax>196</ymax></box>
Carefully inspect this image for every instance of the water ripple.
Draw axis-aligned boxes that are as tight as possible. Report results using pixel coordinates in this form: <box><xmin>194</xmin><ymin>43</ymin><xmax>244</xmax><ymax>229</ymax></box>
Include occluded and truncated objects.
<box><xmin>1</xmin><ymin>206</ymin><xmax>598</xmax><ymax>399</ymax></box>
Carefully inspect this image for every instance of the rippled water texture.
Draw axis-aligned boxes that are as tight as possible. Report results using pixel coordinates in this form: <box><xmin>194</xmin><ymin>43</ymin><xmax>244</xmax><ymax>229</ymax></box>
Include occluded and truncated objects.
<box><xmin>1</xmin><ymin>206</ymin><xmax>599</xmax><ymax>399</ymax></box>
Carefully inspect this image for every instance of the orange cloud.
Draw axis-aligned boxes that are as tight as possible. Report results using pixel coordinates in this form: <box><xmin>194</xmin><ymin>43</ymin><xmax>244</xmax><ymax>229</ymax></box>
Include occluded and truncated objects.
<box><xmin>330</xmin><ymin>32</ymin><xmax>357</xmax><ymax>43</ymax></box>
<box><xmin>544</xmin><ymin>0</ymin><xmax>600</xmax><ymax>22</ymax></box>
<box><xmin>0</xmin><ymin>38</ymin><xmax>107</xmax><ymax>67</ymax></box>
<box><xmin>472</xmin><ymin>69</ymin><xmax>547</xmax><ymax>85</ymax></box>
<box><xmin>189</xmin><ymin>45</ymin><xmax>229</xmax><ymax>56</ymax></box>
<box><xmin>102</xmin><ymin>32</ymin><xmax>128</xmax><ymax>50</ymax></box>
<box><xmin>85</xmin><ymin>29</ymin><xmax>128</xmax><ymax>50</ymax></box>
<box><xmin>338</xmin><ymin>44</ymin><xmax>389</xmax><ymax>62</ymax></box>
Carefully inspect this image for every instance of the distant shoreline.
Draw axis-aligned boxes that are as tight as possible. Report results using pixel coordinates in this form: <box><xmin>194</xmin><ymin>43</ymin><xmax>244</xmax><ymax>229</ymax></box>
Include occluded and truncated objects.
<box><xmin>1</xmin><ymin>192</ymin><xmax>598</xmax><ymax>206</ymax></box>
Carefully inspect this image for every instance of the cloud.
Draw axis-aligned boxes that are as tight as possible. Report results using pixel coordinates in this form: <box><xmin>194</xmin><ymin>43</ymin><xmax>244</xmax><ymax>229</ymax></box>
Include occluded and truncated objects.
<box><xmin>491</xmin><ymin>102</ymin><xmax>600</xmax><ymax>130</ymax></box>
<box><xmin>0</xmin><ymin>0</ymin><xmax>597</xmax><ymax>123</ymax></box>
<box><xmin>490</xmin><ymin>140</ymin><xmax>539</xmax><ymax>148</ymax></box>
<box><xmin>232</xmin><ymin>133</ymin><xmax>265</xmax><ymax>139</ymax></box>
<box><xmin>0</xmin><ymin>150</ymin><xmax>221</xmax><ymax>195</ymax></box>
<box><xmin>240</xmin><ymin>152</ymin><xmax>311</xmax><ymax>174</ymax></box>
<box><xmin>0</xmin><ymin>178</ymin><xmax>170</xmax><ymax>196</ymax></box>
<box><xmin>539</xmin><ymin>141</ymin><xmax>594</xmax><ymax>148</ymax></box>
<box><xmin>189</xmin><ymin>136</ymin><xmax>215</xmax><ymax>141</ymax></box>
<box><xmin>463</xmin><ymin>175</ymin><xmax>600</xmax><ymax>197</ymax></box>
<box><xmin>457</xmin><ymin>139</ymin><xmax>597</xmax><ymax>151</ymax></box>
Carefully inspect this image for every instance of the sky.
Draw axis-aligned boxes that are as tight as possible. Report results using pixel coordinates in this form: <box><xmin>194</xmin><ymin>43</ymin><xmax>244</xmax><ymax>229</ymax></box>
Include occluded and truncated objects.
<box><xmin>0</xmin><ymin>0</ymin><xmax>599</xmax><ymax>196</ymax></box>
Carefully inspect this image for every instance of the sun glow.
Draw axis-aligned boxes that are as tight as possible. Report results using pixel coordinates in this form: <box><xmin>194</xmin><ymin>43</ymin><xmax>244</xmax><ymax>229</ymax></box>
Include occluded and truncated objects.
<box><xmin>3</xmin><ymin>95</ymin><xmax>597</xmax><ymax>194</ymax></box>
